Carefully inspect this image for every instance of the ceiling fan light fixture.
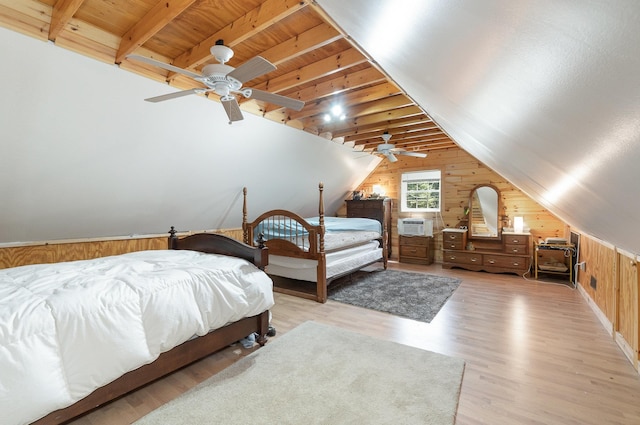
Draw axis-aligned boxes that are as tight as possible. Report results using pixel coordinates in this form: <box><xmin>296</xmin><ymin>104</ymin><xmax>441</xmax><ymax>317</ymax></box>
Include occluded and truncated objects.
<box><xmin>210</xmin><ymin>40</ymin><xmax>234</xmax><ymax>64</ymax></box>
<box><xmin>129</xmin><ymin>41</ymin><xmax>304</xmax><ymax>123</ymax></box>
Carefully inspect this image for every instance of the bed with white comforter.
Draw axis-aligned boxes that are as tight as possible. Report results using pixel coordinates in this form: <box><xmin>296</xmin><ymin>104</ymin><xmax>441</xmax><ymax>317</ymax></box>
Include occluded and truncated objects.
<box><xmin>0</xmin><ymin>249</ymin><xmax>274</xmax><ymax>425</ymax></box>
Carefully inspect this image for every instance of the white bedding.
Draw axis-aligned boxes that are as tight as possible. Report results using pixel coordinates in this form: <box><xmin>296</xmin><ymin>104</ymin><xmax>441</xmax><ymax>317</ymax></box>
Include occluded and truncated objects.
<box><xmin>324</xmin><ymin>231</ymin><xmax>381</xmax><ymax>251</ymax></box>
<box><xmin>267</xmin><ymin>240</ymin><xmax>383</xmax><ymax>281</ymax></box>
<box><xmin>0</xmin><ymin>250</ymin><xmax>274</xmax><ymax>425</ymax></box>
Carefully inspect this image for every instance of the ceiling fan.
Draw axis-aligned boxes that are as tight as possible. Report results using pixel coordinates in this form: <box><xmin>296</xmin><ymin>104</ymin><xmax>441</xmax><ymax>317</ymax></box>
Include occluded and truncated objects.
<box><xmin>375</xmin><ymin>132</ymin><xmax>427</xmax><ymax>162</ymax></box>
<box><xmin>127</xmin><ymin>40</ymin><xmax>304</xmax><ymax>123</ymax></box>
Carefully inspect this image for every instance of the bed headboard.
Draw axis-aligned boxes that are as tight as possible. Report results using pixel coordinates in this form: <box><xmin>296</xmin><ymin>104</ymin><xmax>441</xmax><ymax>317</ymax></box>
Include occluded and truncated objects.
<box><xmin>168</xmin><ymin>227</ymin><xmax>268</xmax><ymax>270</ymax></box>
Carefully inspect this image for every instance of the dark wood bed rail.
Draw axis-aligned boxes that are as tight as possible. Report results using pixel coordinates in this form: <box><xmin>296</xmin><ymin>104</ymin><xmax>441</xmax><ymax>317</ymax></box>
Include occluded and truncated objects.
<box><xmin>169</xmin><ymin>226</ymin><xmax>268</xmax><ymax>270</ymax></box>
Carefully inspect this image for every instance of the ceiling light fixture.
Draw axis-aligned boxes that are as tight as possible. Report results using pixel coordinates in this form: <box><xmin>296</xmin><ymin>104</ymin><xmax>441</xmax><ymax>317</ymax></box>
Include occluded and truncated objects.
<box><xmin>324</xmin><ymin>104</ymin><xmax>346</xmax><ymax>122</ymax></box>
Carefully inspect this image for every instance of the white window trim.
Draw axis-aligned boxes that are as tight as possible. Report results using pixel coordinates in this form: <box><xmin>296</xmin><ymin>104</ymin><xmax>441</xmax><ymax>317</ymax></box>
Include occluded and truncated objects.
<box><xmin>400</xmin><ymin>170</ymin><xmax>442</xmax><ymax>213</ymax></box>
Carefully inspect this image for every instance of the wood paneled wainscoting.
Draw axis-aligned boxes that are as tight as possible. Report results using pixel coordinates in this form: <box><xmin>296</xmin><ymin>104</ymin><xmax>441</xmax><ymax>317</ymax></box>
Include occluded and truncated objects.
<box><xmin>575</xmin><ymin>232</ymin><xmax>640</xmax><ymax>374</ymax></box>
<box><xmin>0</xmin><ymin>228</ymin><xmax>245</xmax><ymax>269</ymax></box>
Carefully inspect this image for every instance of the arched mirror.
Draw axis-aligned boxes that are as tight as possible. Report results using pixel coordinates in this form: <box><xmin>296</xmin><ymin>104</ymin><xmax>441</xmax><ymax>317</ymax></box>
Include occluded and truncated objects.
<box><xmin>469</xmin><ymin>184</ymin><xmax>501</xmax><ymax>239</ymax></box>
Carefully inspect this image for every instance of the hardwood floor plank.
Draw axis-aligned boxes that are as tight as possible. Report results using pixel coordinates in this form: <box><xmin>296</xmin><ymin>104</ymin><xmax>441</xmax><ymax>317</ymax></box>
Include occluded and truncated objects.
<box><xmin>68</xmin><ymin>263</ymin><xmax>640</xmax><ymax>425</ymax></box>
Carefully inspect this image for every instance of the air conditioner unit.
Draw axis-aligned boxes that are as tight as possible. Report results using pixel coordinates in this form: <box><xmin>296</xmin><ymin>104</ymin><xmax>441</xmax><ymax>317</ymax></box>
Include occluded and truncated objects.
<box><xmin>398</xmin><ymin>218</ymin><xmax>433</xmax><ymax>237</ymax></box>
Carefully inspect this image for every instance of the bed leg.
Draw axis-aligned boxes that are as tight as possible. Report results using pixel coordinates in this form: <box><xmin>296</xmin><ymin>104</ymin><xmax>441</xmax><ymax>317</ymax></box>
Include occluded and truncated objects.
<box><xmin>256</xmin><ymin>310</ymin><xmax>270</xmax><ymax>346</ymax></box>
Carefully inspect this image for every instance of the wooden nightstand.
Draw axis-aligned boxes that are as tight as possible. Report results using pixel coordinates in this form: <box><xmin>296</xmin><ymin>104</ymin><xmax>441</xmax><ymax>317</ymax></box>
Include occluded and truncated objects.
<box><xmin>399</xmin><ymin>235</ymin><xmax>434</xmax><ymax>265</ymax></box>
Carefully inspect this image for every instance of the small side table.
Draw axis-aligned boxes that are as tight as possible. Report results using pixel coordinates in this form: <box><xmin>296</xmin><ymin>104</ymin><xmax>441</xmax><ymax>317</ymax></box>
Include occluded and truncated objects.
<box><xmin>399</xmin><ymin>235</ymin><xmax>434</xmax><ymax>265</ymax></box>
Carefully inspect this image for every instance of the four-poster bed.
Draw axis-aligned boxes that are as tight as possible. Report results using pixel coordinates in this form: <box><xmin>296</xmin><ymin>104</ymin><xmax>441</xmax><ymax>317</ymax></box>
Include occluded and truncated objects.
<box><xmin>243</xmin><ymin>183</ymin><xmax>387</xmax><ymax>303</ymax></box>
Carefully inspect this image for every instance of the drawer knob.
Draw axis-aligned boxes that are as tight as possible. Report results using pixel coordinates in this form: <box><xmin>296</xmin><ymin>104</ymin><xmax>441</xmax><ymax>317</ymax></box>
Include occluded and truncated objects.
<box><xmin>513</xmin><ymin>262</ymin><xmax>520</xmax><ymax>266</ymax></box>
<box><xmin>471</xmin><ymin>258</ymin><xmax>477</xmax><ymax>262</ymax></box>
<box><xmin>488</xmin><ymin>260</ymin><xmax>495</xmax><ymax>264</ymax></box>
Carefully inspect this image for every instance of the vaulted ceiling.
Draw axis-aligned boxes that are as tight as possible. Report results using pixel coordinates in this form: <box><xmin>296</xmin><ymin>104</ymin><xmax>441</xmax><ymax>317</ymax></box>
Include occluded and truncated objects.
<box><xmin>0</xmin><ymin>0</ymin><xmax>454</xmax><ymax>156</ymax></box>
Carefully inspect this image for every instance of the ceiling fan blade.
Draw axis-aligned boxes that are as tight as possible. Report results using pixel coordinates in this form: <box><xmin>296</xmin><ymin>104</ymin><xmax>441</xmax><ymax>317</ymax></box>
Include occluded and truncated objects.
<box><xmin>227</xmin><ymin>56</ymin><xmax>276</xmax><ymax>83</ymax></box>
<box><xmin>386</xmin><ymin>153</ymin><xmax>398</xmax><ymax>163</ymax></box>
<box><xmin>221</xmin><ymin>96</ymin><xmax>244</xmax><ymax>122</ymax></box>
<box><xmin>396</xmin><ymin>151</ymin><xmax>427</xmax><ymax>158</ymax></box>
<box><xmin>127</xmin><ymin>54</ymin><xmax>202</xmax><ymax>80</ymax></box>
<box><xmin>246</xmin><ymin>88</ymin><xmax>305</xmax><ymax>111</ymax></box>
<box><xmin>144</xmin><ymin>88</ymin><xmax>204</xmax><ymax>103</ymax></box>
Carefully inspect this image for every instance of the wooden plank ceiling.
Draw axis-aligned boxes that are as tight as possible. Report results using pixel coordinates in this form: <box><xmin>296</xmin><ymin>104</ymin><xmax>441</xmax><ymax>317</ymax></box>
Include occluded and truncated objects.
<box><xmin>1</xmin><ymin>0</ymin><xmax>458</xmax><ymax>155</ymax></box>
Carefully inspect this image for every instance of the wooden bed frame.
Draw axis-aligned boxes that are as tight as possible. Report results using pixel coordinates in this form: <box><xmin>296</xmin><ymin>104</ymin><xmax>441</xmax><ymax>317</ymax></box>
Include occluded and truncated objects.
<box><xmin>32</xmin><ymin>228</ymin><xmax>271</xmax><ymax>425</ymax></box>
<box><xmin>242</xmin><ymin>183</ymin><xmax>387</xmax><ymax>303</ymax></box>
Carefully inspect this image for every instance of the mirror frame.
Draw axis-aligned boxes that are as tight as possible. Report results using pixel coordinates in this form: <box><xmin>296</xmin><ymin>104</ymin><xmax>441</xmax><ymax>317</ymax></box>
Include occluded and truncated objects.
<box><xmin>468</xmin><ymin>184</ymin><xmax>501</xmax><ymax>240</ymax></box>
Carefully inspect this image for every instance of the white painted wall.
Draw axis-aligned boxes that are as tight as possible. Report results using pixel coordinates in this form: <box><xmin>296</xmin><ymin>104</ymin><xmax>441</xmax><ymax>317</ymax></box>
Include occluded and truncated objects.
<box><xmin>317</xmin><ymin>0</ymin><xmax>640</xmax><ymax>255</ymax></box>
<box><xmin>0</xmin><ymin>27</ymin><xmax>380</xmax><ymax>244</ymax></box>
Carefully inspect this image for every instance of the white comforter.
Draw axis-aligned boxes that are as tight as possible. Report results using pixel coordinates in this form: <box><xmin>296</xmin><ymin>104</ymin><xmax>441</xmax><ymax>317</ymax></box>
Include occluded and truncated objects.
<box><xmin>0</xmin><ymin>250</ymin><xmax>274</xmax><ymax>425</ymax></box>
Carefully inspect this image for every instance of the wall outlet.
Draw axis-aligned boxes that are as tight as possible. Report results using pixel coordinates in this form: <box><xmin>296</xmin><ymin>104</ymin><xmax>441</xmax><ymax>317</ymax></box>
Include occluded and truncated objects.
<box><xmin>577</xmin><ymin>261</ymin><xmax>586</xmax><ymax>271</ymax></box>
<box><xmin>590</xmin><ymin>276</ymin><xmax>597</xmax><ymax>290</ymax></box>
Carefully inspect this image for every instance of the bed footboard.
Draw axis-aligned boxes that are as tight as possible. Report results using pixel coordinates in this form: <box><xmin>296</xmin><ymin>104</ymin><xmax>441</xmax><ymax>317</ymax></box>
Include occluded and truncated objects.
<box><xmin>169</xmin><ymin>226</ymin><xmax>268</xmax><ymax>270</ymax></box>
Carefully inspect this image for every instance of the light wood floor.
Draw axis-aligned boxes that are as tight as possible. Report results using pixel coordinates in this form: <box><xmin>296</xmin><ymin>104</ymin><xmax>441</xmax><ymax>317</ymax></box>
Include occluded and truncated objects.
<box><xmin>70</xmin><ymin>262</ymin><xmax>640</xmax><ymax>425</ymax></box>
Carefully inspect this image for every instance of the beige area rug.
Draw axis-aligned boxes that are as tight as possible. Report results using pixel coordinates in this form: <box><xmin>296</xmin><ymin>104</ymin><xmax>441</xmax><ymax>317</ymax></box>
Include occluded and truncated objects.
<box><xmin>134</xmin><ymin>321</ymin><xmax>465</xmax><ymax>425</ymax></box>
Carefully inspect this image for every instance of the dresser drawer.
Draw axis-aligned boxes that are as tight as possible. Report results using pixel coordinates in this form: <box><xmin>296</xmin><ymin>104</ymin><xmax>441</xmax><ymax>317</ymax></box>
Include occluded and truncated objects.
<box><xmin>505</xmin><ymin>244</ymin><xmax>528</xmax><ymax>255</ymax></box>
<box><xmin>484</xmin><ymin>255</ymin><xmax>528</xmax><ymax>270</ymax></box>
<box><xmin>400</xmin><ymin>245</ymin><xmax>428</xmax><ymax>258</ymax></box>
<box><xmin>444</xmin><ymin>232</ymin><xmax>465</xmax><ymax>243</ymax></box>
<box><xmin>442</xmin><ymin>230</ymin><xmax>467</xmax><ymax>250</ymax></box>
<box><xmin>400</xmin><ymin>235</ymin><xmax>430</xmax><ymax>246</ymax></box>
<box><xmin>443</xmin><ymin>251</ymin><xmax>482</xmax><ymax>266</ymax></box>
<box><xmin>504</xmin><ymin>235</ymin><xmax>529</xmax><ymax>245</ymax></box>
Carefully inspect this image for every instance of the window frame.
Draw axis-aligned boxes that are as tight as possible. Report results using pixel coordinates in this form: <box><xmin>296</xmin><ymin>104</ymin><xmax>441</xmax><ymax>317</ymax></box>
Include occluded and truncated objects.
<box><xmin>400</xmin><ymin>169</ymin><xmax>442</xmax><ymax>213</ymax></box>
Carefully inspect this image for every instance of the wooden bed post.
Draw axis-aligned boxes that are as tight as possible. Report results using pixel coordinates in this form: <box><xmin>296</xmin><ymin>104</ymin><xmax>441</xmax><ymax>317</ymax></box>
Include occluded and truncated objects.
<box><xmin>168</xmin><ymin>226</ymin><xmax>178</xmax><ymax>249</ymax></box>
<box><xmin>317</xmin><ymin>182</ymin><xmax>328</xmax><ymax>303</ymax></box>
<box><xmin>242</xmin><ymin>187</ymin><xmax>250</xmax><ymax>245</ymax></box>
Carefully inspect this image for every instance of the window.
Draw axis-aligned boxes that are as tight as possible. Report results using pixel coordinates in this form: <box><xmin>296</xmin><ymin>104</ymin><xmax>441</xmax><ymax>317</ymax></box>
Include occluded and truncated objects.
<box><xmin>400</xmin><ymin>170</ymin><xmax>441</xmax><ymax>212</ymax></box>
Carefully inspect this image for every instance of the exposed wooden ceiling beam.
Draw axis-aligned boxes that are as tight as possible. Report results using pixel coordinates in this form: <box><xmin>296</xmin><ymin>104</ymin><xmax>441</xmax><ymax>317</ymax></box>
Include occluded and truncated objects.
<box><xmin>48</xmin><ymin>0</ymin><xmax>84</xmax><ymax>41</ymax></box>
<box><xmin>115</xmin><ymin>0</ymin><xmax>196</xmax><ymax>64</ymax></box>
<box><xmin>169</xmin><ymin>0</ymin><xmax>307</xmax><ymax>78</ymax></box>
<box><xmin>330</xmin><ymin>115</ymin><xmax>436</xmax><ymax>139</ymax></box>
<box><xmin>286</xmin><ymin>81</ymin><xmax>402</xmax><ymax>121</ymax></box>
<box><xmin>346</xmin><ymin>123</ymin><xmax>443</xmax><ymax>144</ymax></box>
<box><xmin>253</xmin><ymin>47</ymin><xmax>367</xmax><ymax>94</ymax></box>
<box><xmin>259</xmin><ymin>22</ymin><xmax>342</xmax><ymax>65</ymax></box>
<box><xmin>306</xmin><ymin>105</ymin><xmax>424</xmax><ymax>134</ymax></box>
<box><xmin>288</xmin><ymin>67</ymin><xmax>386</xmax><ymax>104</ymax></box>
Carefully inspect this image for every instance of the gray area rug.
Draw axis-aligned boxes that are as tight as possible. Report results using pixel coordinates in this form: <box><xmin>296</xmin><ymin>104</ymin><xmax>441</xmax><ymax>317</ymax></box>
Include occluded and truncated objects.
<box><xmin>329</xmin><ymin>269</ymin><xmax>461</xmax><ymax>323</ymax></box>
<box><xmin>134</xmin><ymin>321</ymin><xmax>465</xmax><ymax>425</ymax></box>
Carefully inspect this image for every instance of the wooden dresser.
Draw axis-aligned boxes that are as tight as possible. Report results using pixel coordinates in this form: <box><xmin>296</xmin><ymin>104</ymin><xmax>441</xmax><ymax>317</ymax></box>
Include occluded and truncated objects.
<box><xmin>442</xmin><ymin>229</ymin><xmax>531</xmax><ymax>275</ymax></box>
<box><xmin>399</xmin><ymin>235</ymin><xmax>434</xmax><ymax>265</ymax></box>
<box><xmin>346</xmin><ymin>198</ymin><xmax>392</xmax><ymax>257</ymax></box>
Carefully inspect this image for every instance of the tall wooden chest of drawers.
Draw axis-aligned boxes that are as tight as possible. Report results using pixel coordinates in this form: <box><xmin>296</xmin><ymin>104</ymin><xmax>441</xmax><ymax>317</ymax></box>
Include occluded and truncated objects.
<box><xmin>345</xmin><ymin>198</ymin><xmax>392</xmax><ymax>257</ymax></box>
